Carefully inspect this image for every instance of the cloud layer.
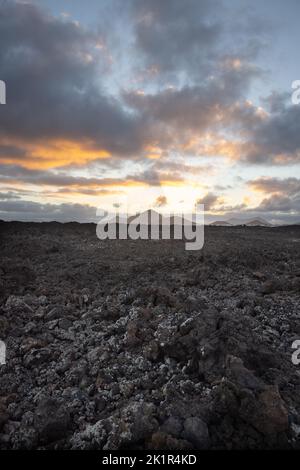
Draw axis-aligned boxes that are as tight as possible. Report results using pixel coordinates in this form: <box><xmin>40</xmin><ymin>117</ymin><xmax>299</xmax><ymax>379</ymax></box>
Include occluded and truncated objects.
<box><xmin>0</xmin><ymin>0</ymin><xmax>299</xmax><ymax>223</ymax></box>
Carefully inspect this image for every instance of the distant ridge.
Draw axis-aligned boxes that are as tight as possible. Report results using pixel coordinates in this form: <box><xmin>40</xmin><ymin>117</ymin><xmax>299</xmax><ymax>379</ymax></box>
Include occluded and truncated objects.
<box><xmin>127</xmin><ymin>209</ymin><xmax>161</xmax><ymax>224</ymax></box>
<box><xmin>124</xmin><ymin>210</ymin><xmax>198</xmax><ymax>226</ymax></box>
<box><xmin>100</xmin><ymin>211</ymin><xmax>273</xmax><ymax>227</ymax></box>
<box><xmin>210</xmin><ymin>217</ymin><xmax>272</xmax><ymax>227</ymax></box>
<box><xmin>245</xmin><ymin>218</ymin><xmax>272</xmax><ymax>227</ymax></box>
<box><xmin>103</xmin><ymin>210</ymin><xmax>190</xmax><ymax>227</ymax></box>
<box><xmin>210</xmin><ymin>220</ymin><xmax>232</xmax><ymax>226</ymax></box>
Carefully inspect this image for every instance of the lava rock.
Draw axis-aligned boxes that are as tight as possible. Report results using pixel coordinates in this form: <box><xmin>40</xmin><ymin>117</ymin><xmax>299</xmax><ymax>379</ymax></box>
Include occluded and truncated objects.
<box><xmin>182</xmin><ymin>417</ymin><xmax>210</xmax><ymax>449</ymax></box>
<box><xmin>34</xmin><ymin>398</ymin><xmax>71</xmax><ymax>444</ymax></box>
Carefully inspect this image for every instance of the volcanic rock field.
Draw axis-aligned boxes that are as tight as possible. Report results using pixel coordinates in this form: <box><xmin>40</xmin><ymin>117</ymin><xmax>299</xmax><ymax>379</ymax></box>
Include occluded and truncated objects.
<box><xmin>0</xmin><ymin>221</ymin><xmax>300</xmax><ymax>449</ymax></box>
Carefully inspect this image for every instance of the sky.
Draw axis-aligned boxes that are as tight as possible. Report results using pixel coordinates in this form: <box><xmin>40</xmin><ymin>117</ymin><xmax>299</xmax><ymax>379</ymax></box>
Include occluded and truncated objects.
<box><xmin>0</xmin><ymin>0</ymin><xmax>300</xmax><ymax>224</ymax></box>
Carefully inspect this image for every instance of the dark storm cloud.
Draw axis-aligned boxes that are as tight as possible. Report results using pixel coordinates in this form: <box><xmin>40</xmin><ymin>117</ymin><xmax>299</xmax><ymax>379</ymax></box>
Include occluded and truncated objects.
<box><xmin>248</xmin><ymin>177</ymin><xmax>300</xmax><ymax>196</ymax></box>
<box><xmin>131</xmin><ymin>0</ymin><xmax>222</xmax><ymax>77</ymax></box>
<box><xmin>0</xmin><ymin>163</ymin><xmax>118</xmax><ymax>187</ymax></box>
<box><xmin>129</xmin><ymin>0</ymin><xmax>266</xmax><ymax>83</ymax></box>
<box><xmin>0</xmin><ymin>0</ymin><xmax>292</xmax><ymax>172</ymax></box>
<box><xmin>237</xmin><ymin>105</ymin><xmax>300</xmax><ymax>165</ymax></box>
<box><xmin>255</xmin><ymin>194</ymin><xmax>298</xmax><ymax>212</ymax></box>
<box><xmin>124</xmin><ymin>62</ymin><xmax>261</xmax><ymax>144</ymax></box>
<box><xmin>196</xmin><ymin>192</ymin><xmax>220</xmax><ymax>210</ymax></box>
<box><xmin>0</xmin><ymin>1</ymin><xmax>147</xmax><ymax>156</ymax></box>
<box><xmin>260</xmin><ymin>91</ymin><xmax>290</xmax><ymax>114</ymax></box>
<box><xmin>0</xmin><ymin>145</ymin><xmax>27</xmax><ymax>159</ymax></box>
<box><xmin>0</xmin><ymin>0</ymin><xmax>267</xmax><ymax>168</ymax></box>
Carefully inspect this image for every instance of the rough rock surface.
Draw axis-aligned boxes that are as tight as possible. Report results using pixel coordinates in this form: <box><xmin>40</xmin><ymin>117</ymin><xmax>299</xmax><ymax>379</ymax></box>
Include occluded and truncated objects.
<box><xmin>0</xmin><ymin>221</ymin><xmax>300</xmax><ymax>449</ymax></box>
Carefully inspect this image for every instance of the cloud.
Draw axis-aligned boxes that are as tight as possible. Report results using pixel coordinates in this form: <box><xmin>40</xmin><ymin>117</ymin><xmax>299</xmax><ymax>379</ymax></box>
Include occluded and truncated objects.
<box><xmin>247</xmin><ymin>176</ymin><xmax>300</xmax><ymax>215</ymax></box>
<box><xmin>0</xmin><ymin>161</ymin><xmax>190</xmax><ymax>192</ymax></box>
<box><xmin>238</xmin><ymin>105</ymin><xmax>300</xmax><ymax>165</ymax></box>
<box><xmin>196</xmin><ymin>192</ymin><xmax>221</xmax><ymax>210</ymax></box>
<box><xmin>248</xmin><ymin>177</ymin><xmax>300</xmax><ymax>196</ymax></box>
<box><xmin>210</xmin><ymin>175</ymin><xmax>300</xmax><ymax>223</ymax></box>
<box><xmin>154</xmin><ymin>195</ymin><xmax>167</xmax><ymax>207</ymax></box>
<box><xmin>195</xmin><ymin>176</ymin><xmax>300</xmax><ymax>223</ymax></box>
<box><xmin>0</xmin><ymin>0</ymin><xmax>266</xmax><ymax>172</ymax></box>
<box><xmin>132</xmin><ymin>0</ymin><xmax>222</xmax><ymax>78</ymax></box>
<box><xmin>0</xmin><ymin>200</ymin><xmax>98</xmax><ymax>222</ymax></box>
<box><xmin>123</xmin><ymin>63</ymin><xmax>262</xmax><ymax>149</ymax></box>
<box><xmin>128</xmin><ymin>0</ymin><xmax>265</xmax><ymax>85</ymax></box>
<box><xmin>260</xmin><ymin>91</ymin><xmax>290</xmax><ymax>114</ymax></box>
<box><xmin>255</xmin><ymin>194</ymin><xmax>297</xmax><ymax>212</ymax></box>
<box><xmin>0</xmin><ymin>1</ymin><xmax>148</xmax><ymax>159</ymax></box>
<box><xmin>0</xmin><ymin>145</ymin><xmax>27</xmax><ymax>160</ymax></box>
<box><xmin>0</xmin><ymin>191</ymin><xmax>21</xmax><ymax>200</ymax></box>
<box><xmin>0</xmin><ymin>0</ymin><xmax>298</xmax><ymax>224</ymax></box>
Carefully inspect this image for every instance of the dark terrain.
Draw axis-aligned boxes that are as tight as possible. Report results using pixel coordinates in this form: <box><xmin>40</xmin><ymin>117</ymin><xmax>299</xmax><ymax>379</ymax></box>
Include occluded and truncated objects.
<box><xmin>0</xmin><ymin>221</ymin><xmax>300</xmax><ymax>450</ymax></box>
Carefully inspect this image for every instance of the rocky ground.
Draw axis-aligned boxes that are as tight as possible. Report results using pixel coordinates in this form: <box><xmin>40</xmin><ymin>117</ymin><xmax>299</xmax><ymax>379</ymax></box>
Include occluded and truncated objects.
<box><xmin>0</xmin><ymin>221</ymin><xmax>300</xmax><ymax>450</ymax></box>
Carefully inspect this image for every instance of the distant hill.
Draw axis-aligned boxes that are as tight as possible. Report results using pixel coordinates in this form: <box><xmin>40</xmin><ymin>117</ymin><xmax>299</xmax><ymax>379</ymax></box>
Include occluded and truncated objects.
<box><xmin>102</xmin><ymin>211</ymin><xmax>272</xmax><ymax>227</ymax></box>
<box><xmin>128</xmin><ymin>209</ymin><xmax>161</xmax><ymax>224</ymax></box>
<box><xmin>226</xmin><ymin>217</ymin><xmax>272</xmax><ymax>227</ymax></box>
<box><xmin>227</xmin><ymin>217</ymin><xmax>246</xmax><ymax>226</ymax></box>
<box><xmin>210</xmin><ymin>221</ymin><xmax>232</xmax><ymax>226</ymax></box>
<box><xmin>245</xmin><ymin>218</ymin><xmax>272</xmax><ymax>227</ymax></box>
<box><xmin>127</xmin><ymin>210</ymin><xmax>198</xmax><ymax>226</ymax></box>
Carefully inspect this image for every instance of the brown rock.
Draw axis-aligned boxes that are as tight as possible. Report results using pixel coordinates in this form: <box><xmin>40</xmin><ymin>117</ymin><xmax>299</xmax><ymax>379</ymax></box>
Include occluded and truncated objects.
<box><xmin>126</xmin><ymin>321</ymin><xmax>141</xmax><ymax>347</ymax></box>
<box><xmin>149</xmin><ymin>431</ymin><xmax>191</xmax><ymax>450</ymax></box>
<box><xmin>241</xmin><ymin>386</ymin><xmax>289</xmax><ymax>435</ymax></box>
<box><xmin>253</xmin><ymin>271</ymin><xmax>265</xmax><ymax>280</ymax></box>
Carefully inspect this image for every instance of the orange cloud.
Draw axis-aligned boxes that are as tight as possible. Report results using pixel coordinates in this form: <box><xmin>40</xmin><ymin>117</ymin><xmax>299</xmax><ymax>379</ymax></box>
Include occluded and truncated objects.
<box><xmin>0</xmin><ymin>139</ymin><xmax>111</xmax><ymax>169</ymax></box>
<box><xmin>145</xmin><ymin>144</ymin><xmax>163</xmax><ymax>160</ymax></box>
<box><xmin>181</xmin><ymin>133</ymin><xmax>242</xmax><ymax>159</ymax></box>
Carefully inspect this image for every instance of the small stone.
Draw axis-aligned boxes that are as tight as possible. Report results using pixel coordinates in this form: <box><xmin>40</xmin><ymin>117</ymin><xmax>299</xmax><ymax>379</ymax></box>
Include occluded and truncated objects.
<box><xmin>260</xmin><ymin>280</ymin><xmax>279</xmax><ymax>295</ymax></box>
<box><xmin>182</xmin><ymin>417</ymin><xmax>210</xmax><ymax>449</ymax></box>
<box><xmin>95</xmin><ymin>396</ymin><xmax>106</xmax><ymax>412</ymax></box>
<box><xmin>58</xmin><ymin>318</ymin><xmax>72</xmax><ymax>330</ymax></box>
<box><xmin>185</xmin><ymin>296</ymin><xmax>207</xmax><ymax>313</ymax></box>
<box><xmin>34</xmin><ymin>398</ymin><xmax>71</xmax><ymax>444</ymax></box>
<box><xmin>23</xmin><ymin>348</ymin><xmax>52</xmax><ymax>368</ymax></box>
<box><xmin>143</xmin><ymin>340</ymin><xmax>161</xmax><ymax>362</ymax></box>
<box><xmin>161</xmin><ymin>417</ymin><xmax>183</xmax><ymax>437</ymax></box>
